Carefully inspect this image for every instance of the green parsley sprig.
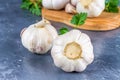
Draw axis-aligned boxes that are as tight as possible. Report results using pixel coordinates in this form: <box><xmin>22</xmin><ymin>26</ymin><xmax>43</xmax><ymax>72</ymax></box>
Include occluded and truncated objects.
<box><xmin>59</xmin><ymin>27</ymin><xmax>69</xmax><ymax>35</ymax></box>
<box><xmin>21</xmin><ymin>0</ymin><xmax>42</xmax><ymax>16</ymax></box>
<box><xmin>105</xmin><ymin>0</ymin><xmax>119</xmax><ymax>13</ymax></box>
<box><xmin>71</xmin><ymin>13</ymin><xmax>87</xmax><ymax>26</ymax></box>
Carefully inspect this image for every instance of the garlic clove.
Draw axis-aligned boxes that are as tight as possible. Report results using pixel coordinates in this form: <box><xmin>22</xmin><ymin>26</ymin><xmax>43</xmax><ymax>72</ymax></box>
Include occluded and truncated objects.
<box><xmin>36</xmin><ymin>29</ymin><xmax>53</xmax><ymax>53</ymax></box>
<box><xmin>22</xmin><ymin>25</ymin><xmax>35</xmax><ymax>51</ymax></box>
<box><xmin>76</xmin><ymin>33</ymin><xmax>94</xmax><ymax>64</ymax></box>
<box><xmin>53</xmin><ymin>53</ymin><xmax>75</xmax><ymax>72</ymax></box>
<box><xmin>75</xmin><ymin>59</ymin><xmax>87</xmax><ymax>72</ymax></box>
<box><xmin>53</xmin><ymin>54</ymin><xmax>65</xmax><ymax>67</ymax></box>
<box><xmin>81</xmin><ymin>42</ymin><xmax>94</xmax><ymax>64</ymax></box>
<box><xmin>65</xmin><ymin>3</ymin><xmax>77</xmax><ymax>14</ymax></box>
<box><xmin>59</xmin><ymin>30</ymin><xmax>81</xmax><ymax>45</ymax></box>
<box><xmin>20</xmin><ymin>28</ymin><xmax>27</xmax><ymax>37</ymax></box>
<box><xmin>45</xmin><ymin>24</ymin><xmax>58</xmax><ymax>40</ymax></box>
<box><xmin>61</xmin><ymin>59</ymin><xmax>75</xmax><ymax>72</ymax></box>
<box><xmin>51</xmin><ymin>45</ymin><xmax>63</xmax><ymax>54</ymax></box>
<box><xmin>76</xmin><ymin>33</ymin><xmax>91</xmax><ymax>45</ymax></box>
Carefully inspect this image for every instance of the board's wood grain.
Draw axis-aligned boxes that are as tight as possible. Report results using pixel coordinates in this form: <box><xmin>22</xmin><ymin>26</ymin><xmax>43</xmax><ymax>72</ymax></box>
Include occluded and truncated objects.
<box><xmin>42</xmin><ymin>8</ymin><xmax>120</xmax><ymax>31</ymax></box>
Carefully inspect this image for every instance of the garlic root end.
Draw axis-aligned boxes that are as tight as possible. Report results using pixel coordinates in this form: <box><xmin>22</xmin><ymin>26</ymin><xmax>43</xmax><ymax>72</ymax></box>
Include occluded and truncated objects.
<box><xmin>64</xmin><ymin>42</ymin><xmax>82</xmax><ymax>60</ymax></box>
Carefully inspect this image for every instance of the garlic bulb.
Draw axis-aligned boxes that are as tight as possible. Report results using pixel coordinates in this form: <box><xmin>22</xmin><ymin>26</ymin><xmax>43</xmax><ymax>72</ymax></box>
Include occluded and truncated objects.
<box><xmin>42</xmin><ymin>0</ymin><xmax>70</xmax><ymax>10</ymax></box>
<box><xmin>21</xmin><ymin>19</ymin><xmax>58</xmax><ymax>54</ymax></box>
<box><xmin>76</xmin><ymin>0</ymin><xmax>105</xmax><ymax>17</ymax></box>
<box><xmin>51</xmin><ymin>30</ymin><xmax>94</xmax><ymax>72</ymax></box>
<box><xmin>71</xmin><ymin>0</ymin><xmax>79</xmax><ymax>6</ymax></box>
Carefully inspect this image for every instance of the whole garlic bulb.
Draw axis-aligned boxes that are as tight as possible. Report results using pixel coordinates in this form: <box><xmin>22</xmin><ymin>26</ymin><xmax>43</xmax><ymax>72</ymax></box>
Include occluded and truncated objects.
<box><xmin>51</xmin><ymin>30</ymin><xmax>94</xmax><ymax>72</ymax></box>
<box><xmin>76</xmin><ymin>0</ymin><xmax>105</xmax><ymax>17</ymax></box>
<box><xmin>21</xmin><ymin>19</ymin><xmax>58</xmax><ymax>54</ymax></box>
<box><xmin>42</xmin><ymin>0</ymin><xmax>70</xmax><ymax>10</ymax></box>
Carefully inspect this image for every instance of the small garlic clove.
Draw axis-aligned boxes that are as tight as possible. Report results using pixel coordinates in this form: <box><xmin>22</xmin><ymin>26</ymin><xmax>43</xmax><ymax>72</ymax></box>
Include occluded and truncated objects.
<box><xmin>65</xmin><ymin>3</ymin><xmax>77</xmax><ymax>14</ymax></box>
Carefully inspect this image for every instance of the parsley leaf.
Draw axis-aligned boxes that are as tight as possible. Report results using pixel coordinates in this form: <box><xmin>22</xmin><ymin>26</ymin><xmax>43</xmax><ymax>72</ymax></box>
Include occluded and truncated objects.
<box><xmin>105</xmin><ymin>0</ymin><xmax>119</xmax><ymax>13</ymax></box>
<box><xmin>21</xmin><ymin>0</ymin><xmax>42</xmax><ymax>16</ymax></box>
<box><xmin>71</xmin><ymin>13</ymin><xmax>87</xmax><ymax>26</ymax></box>
<box><xmin>59</xmin><ymin>27</ymin><xmax>69</xmax><ymax>35</ymax></box>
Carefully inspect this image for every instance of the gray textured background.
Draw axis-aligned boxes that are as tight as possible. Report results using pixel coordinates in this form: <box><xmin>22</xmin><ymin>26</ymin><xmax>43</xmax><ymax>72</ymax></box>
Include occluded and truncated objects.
<box><xmin>0</xmin><ymin>0</ymin><xmax>120</xmax><ymax>80</ymax></box>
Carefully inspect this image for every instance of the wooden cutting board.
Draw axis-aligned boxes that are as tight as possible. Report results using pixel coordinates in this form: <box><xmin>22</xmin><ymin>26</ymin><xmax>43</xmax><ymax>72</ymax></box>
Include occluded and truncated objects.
<box><xmin>42</xmin><ymin>8</ymin><xmax>120</xmax><ymax>31</ymax></box>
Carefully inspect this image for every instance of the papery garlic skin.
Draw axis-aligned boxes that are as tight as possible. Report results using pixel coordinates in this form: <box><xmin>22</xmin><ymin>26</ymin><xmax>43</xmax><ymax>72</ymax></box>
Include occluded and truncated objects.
<box><xmin>21</xmin><ymin>20</ymin><xmax>58</xmax><ymax>54</ymax></box>
<box><xmin>42</xmin><ymin>0</ymin><xmax>70</xmax><ymax>10</ymax></box>
<box><xmin>76</xmin><ymin>0</ymin><xmax>105</xmax><ymax>17</ymax></box>
<box><xmin>51</xmin><ymin>30</ymin><xmax>94</xmax><ymax>72</ymax></box>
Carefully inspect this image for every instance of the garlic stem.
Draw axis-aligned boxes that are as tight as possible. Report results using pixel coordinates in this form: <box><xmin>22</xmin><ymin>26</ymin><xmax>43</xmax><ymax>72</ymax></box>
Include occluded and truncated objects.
<box><xmin>34</xmin><ymin>19</ymin><xmax>50</xmax><ymax>28</ymax></box>
<box><xmin>64</xmin><ymin>42</ymin><xmax>82</xmax><ymax>60</ymax></box>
